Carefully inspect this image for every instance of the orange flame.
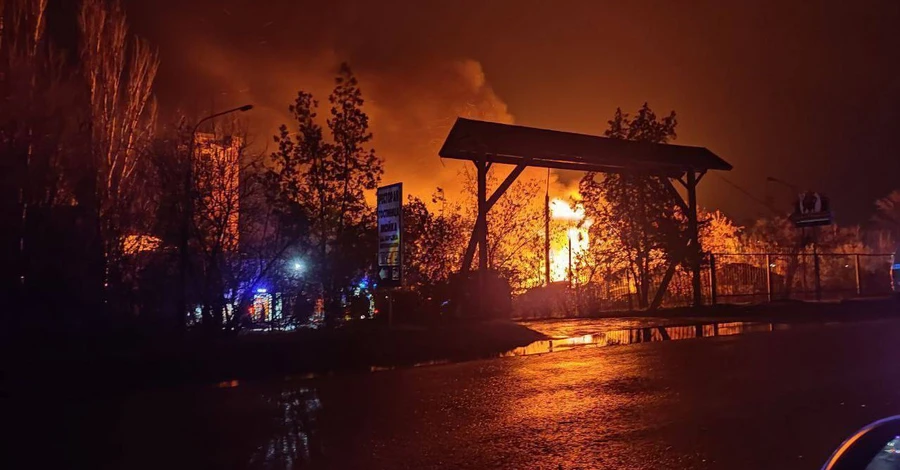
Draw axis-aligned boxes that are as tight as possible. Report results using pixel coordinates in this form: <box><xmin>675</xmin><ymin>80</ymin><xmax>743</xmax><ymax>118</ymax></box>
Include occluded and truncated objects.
<box><xmin>548</xmin><ymin>198</ymin><xmax>591</xmax><ymax>282</ymax></box>
<box><xmin>549</xmin><ymin>198</ymin><xmax>584</xmax><ymax>221</ymax></box>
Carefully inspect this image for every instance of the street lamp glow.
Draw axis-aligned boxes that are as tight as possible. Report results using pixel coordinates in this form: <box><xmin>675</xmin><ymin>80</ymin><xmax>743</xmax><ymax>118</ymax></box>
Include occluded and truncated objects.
<box><xmin>291</xmin><ymin>260</ymin><xmax>304</xmax><ymax>272</ymax></box>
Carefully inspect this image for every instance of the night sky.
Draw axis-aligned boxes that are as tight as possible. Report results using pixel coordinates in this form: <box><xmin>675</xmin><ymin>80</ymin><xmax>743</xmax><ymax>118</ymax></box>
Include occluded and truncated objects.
<box><xmin>120</xmin><ymin>0</ymin><xmax>900</xmax><ymax>225</ymax></box>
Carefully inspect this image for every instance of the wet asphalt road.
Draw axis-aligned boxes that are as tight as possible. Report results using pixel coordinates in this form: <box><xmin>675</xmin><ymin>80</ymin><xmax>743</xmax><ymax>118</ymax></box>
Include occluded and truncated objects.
<box><xmin>112</xmin><ymin>318</ymin><xmax>900</xmax><ymax>469</ymax></box>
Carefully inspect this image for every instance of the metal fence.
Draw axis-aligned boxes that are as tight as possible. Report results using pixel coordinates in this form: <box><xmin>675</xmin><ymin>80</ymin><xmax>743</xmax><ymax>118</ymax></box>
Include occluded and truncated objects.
<box><xmin>511</xmin><ymin>252</ymin><xmax>895</xmax><ymax>319</ymax></box>
<box><xmin>711</xmin><ymin>252</ymin><xmax>894</xmax><ymax>304</ymax></box>
<box><xmin>512</xmin><ymin>264</ymin><xmax>710</xmax><ymax>319</ymax></box>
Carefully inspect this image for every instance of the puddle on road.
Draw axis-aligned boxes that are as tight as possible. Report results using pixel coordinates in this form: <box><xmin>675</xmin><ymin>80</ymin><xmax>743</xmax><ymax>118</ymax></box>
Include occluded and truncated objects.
<box><xmin>366</xmin><ymin>322</ymin><xmax>789</xmax><ymax>372</ymax></box>
<box><xmin>504</xmin><ymin>321</ymin><xmax>788</xmax><ymax>357</ymax></box>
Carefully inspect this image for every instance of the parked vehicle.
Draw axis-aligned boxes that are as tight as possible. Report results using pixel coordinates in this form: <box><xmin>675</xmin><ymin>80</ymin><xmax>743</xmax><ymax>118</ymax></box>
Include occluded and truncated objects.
<box><xmin>821</xmin><ymin>415</ymin><xmax>900</xmax><ymax>469</ymax></box>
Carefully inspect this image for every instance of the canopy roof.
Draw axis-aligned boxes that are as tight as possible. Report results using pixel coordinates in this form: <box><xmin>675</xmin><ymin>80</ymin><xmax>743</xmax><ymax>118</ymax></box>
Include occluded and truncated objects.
<box><xmin>438</xmin><ymin>118</ymin><xmax>732</xmax><ymax>175</ymax></box>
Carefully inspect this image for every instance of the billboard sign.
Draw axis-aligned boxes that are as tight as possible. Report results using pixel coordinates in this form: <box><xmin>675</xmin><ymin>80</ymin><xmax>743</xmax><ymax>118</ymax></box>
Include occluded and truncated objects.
<box><xmin>377</xmin><ymin>183</ymin><xmax>402</xmax><ymax>286</ymax></box>
<box><xmin>790</xmin><ymin>191</ymin><xmax>833</xmax><ymax>227</ymax></box>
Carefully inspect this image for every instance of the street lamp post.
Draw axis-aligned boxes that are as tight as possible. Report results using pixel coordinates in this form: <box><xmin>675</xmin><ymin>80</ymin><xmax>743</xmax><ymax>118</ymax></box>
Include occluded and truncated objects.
<box><xmin>177</xmin><ymin>104</ymin><xmax>253</xmax><ymax>328</ymax></box>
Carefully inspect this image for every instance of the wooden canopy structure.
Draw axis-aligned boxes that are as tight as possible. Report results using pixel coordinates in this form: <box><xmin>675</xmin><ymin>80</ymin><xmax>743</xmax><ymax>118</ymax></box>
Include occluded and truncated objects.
<box><xmin>438</xmin><ymin>117</ymin><xmax>733</xmax><ymax>310</ymax></box>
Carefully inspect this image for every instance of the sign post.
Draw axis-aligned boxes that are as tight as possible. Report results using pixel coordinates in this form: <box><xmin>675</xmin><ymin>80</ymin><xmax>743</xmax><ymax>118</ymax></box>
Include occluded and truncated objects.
<box><xmin>789</xmin><ymin>190</ymin><xmax>832</xmax><ymax>301</ymax></box>
<box><xmin>377</xmin><ymin>183</ymin><xmax>403</xmax><ymax>325</ymax></box>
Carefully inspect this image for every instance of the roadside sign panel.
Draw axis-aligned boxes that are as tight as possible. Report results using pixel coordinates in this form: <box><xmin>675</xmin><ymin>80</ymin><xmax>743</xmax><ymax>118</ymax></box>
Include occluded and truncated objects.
<box><xmin>790</xmin><ymin>191</ymin><xmax>833</xmax><ymax>227</ymax></box>
<box><xmin>377</xmin><ymin>183</ymin><xmax>402</xmax><ymax>286</ymax></box>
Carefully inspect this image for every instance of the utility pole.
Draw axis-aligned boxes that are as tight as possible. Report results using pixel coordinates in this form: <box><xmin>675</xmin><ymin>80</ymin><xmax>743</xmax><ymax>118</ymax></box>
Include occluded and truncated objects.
<box><xmin>567</xmin><ymin>230</ymin><xmax>573</xmax><ymax>287</ymax></box>
<box><xmin>544</xmin><ymin>168</ymin><xmax>551</xmax><ymax>286</ymax></box>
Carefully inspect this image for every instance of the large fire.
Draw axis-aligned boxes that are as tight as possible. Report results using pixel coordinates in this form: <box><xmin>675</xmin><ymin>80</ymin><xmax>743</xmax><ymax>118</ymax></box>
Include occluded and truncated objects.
<box><xmin>548</xmin><ymin>198</ymin><xmax>592</xmax><ymax>282</ymax></box>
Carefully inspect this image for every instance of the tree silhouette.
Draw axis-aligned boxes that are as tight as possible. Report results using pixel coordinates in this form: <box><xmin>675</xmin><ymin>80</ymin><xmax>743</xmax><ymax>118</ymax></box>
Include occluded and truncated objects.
<box><xmin>270</xmin><ymin>63</ymin><xmax>383</xmax><ymax>325</ymax></box>
<box><xmin>78</xmin><ymin>0</ymin><xmax>159</xmax><ymax>308</ymax></box>
<box><xmin>2</xmin><ymin>0</ymin><xmax>158</xmax><ymax>325</ymax></box>
<box><xmin>403</xmin><ymin>190</ymin><xmax>467</xmax><ymax>291</ymax></box>
<box><xmin>579</xmin><ymin>104</ymin><xmax>685</xmax><ymax>308</ymax></box>
<box><xmin>874</xmin><ymin>190</ymin><xmax>900</xmax><ymax>242</ymax></box>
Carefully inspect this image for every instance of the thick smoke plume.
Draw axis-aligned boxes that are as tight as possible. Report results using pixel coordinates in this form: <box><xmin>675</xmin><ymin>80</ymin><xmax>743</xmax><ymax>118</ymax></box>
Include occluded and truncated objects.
<box><xmin>127</xmin><ymin>0</ymin><xmax>543</xmax><ymax>202</ymax></box>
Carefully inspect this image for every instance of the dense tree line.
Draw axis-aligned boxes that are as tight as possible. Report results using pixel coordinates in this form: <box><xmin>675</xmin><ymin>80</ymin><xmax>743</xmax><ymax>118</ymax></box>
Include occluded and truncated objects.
<box><xmin>0</xmin><ymin>0</ymin><xmax>385</xmax><ymax>333</ymax></box>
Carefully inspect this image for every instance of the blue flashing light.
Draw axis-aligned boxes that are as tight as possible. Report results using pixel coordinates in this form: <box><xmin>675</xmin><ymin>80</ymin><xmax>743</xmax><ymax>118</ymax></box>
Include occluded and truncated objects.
<box><xmin>256</xmin><ymin>288</ymin><xmax>268</xmax><ymax>294</ymax></box>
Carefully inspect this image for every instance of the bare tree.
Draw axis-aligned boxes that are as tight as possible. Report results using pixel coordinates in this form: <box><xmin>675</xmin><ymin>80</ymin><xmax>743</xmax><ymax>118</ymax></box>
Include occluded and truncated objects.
<box><xmin>143</xmin><ymin>118</ymin><xmax>275</xmax><ymax>331</ymax></box>
<box><xmin>2</xmin><ymin>0</ymin><xmax>94</xmax><ymax>318</ymax></box>
<box><xmin>78</xmin><ymin>0</ymin><xmax>158</xmax><ymax>299</ymax></box>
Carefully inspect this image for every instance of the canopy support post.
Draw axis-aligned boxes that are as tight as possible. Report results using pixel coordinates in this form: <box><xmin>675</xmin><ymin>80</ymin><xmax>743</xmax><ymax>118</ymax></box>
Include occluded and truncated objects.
<box><xmin>649</xmin><ymin>169</ymin><xmax>706</xmax><ymax>310</ymax></box>
<box><xmin>460</xmin><ymin>160</ymin><xmax>528</xmax><ymax>272</ymax></box>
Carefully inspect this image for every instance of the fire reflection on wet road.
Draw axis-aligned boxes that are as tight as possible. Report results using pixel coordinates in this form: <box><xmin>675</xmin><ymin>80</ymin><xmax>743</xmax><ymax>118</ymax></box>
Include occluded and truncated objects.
<box><xmin>505</xmin><ymin>321</ymin><xmax>779</xmax><ymax>357</ymax></box>
<box><xmin>115</xmin><ymin>319</ymin><xmax>900</xmax><ymax>469</ymax></box>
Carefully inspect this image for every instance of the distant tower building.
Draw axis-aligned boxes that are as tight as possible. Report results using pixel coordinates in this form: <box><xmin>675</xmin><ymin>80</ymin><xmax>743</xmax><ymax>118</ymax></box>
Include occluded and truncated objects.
<box><xmin>193</xmin><ymin>133</ymin><xmax>242</xmax><ymax>252</ymax></box>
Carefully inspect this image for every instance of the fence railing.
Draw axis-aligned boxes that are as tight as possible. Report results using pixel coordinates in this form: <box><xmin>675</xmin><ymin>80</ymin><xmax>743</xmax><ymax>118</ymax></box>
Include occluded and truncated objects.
<box><xmin>511</xmin><ymin>252</ymin><xmax>895</xmax><ymax>319</ymax></box>
<box><xmin>710</xmin><ymin>252</ymin><xmax>894</xmax><ymax>304</ymax></box>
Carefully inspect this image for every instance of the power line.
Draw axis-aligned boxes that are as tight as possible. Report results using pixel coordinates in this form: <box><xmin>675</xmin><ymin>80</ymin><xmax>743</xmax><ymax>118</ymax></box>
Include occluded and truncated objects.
<box><xmin>713</xmin><ymin>173</ymin><xmax>780</xmax><ymax>215</ymax></box>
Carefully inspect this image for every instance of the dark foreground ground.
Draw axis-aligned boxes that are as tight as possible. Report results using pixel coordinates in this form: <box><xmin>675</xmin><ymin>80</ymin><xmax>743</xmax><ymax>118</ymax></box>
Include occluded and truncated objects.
<box><xmin>14</xmin><ymin>303</ymin><xmax>900</xmax><ymax>469</ymax></box>
<box><xmin>12</xmin><ymin>297</ymin><xmax>899</xmax><ymax>392</ymax></box>
<box><xmin>7</xmin><ymin>320</ymin><xmax>546</xmax><ymax>392</ymax></box>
